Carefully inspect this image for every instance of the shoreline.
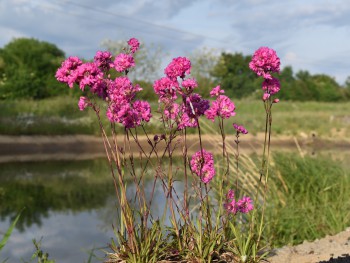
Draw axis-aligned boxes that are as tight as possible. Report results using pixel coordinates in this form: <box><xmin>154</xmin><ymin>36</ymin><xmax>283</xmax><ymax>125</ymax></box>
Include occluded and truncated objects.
<box><xmin>0</xmin><ymin>134</ymin><xmax>349</xmax><ymax>163</ymax></box>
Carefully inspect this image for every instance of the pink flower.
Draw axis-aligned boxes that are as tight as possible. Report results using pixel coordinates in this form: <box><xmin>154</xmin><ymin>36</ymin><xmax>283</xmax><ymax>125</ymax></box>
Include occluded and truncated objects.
<box><xmin>205</xmin><ymin>95</ymin><xmax>236</xmax><ymax>121</ymax></box>
<box><xmin>224</xmin><ymin>191</ymin><xmax>254</xmax><ymax>214</ymax></box>
<box><xmin>185</xmin><ymin>93</ymin><xmax>210</xmax><ymax>118</ymax></box>
<box><xmin>262</xmin><ymin>93</ymin><xmax>270</xmax><ymax>101</ymax></box>
<box><xmin>107</xmin><ymin>98</ymin><xmax>151</xmax><ymax>128</ymax></box>
<box><xmin>90</xmin><ymin>78</ymin><xmax>108</xmax><ymax>99</ymax></box>
<box><xmin>177</xmin><ymin>112</ymin><xmax>198</xmax><ymax>129</ymax></box>
<box><xmin>107</xmin><ymin>76</ymin><xmax>142</xmax><ymax>103</ymax></box>
<box><xmin>164</xmin><ymin>103</ymin><xmax>180</xmax><ymax>120</ymax></box>
<box><xmin>209</xmin><ymin>85</ymin><xmax>225</xmax><ymax>97</ymax></box>
<box><xmin>226</xmin><ymin>189</ymin><xmax>235</xmax><ymax>200</ymax></box>
<box><xmin>233</xmin><ymin>123</ymin><xmax>248</xmax><ymax>135</ymax></box>
<box><xmin>75</xmin><ymin>62</ymin><xmax>103</xmax><ymax>91</ymax></box>
<box><xmin>133</xmin><ymin>100</ymin><xmax>152</xmax><ymax>123</ymax></box>
<box><xmin>262</xmin><ymin>77</ymin><xmax>280</xmax><ymax>95</ymax></box>
<box><xmin>181</xmin><ymin>78</ymin><xmax>198</xmax><ymax>93</ymax></box>
<box><xmin>113</xmin><ymin>53</ymin><xmax>135</xmax><ymax>72</ymax></box>
<box><xmin>165</xmin><ymin>57</ymin><xmax>191</xmax><ymax>80</ymax></box>
<box><xmin>177</xmin><ymin>93</ymin><xmax>209</xmax><ymax>129</ymax></box>
<box><xmin>273</xmin><ymin>98</ymin><xmax>280</xmax><ymax>103</ymax></box>
<box><xmin>55</xmin><ymin>56</ymin><xmax>83</xmax><ymax>88</ymax></box>
<box><xmin>224</xmin><ymin>200</ymin><xmax>238</xmax><ymax>214</ymax></box>
<box><xmin>153</xmin><ymin>77</ymin><xmax>178</xmax><ymax>102</ymax></box>
<box><xmin>78</xmin><ymin>96</ymin><xmax>89</xmax><ymax>111</ymax></box>
<box><xmin>94</xmin><ymin>51</ymin><xmax>113</xmax><ymax>71</ymax></box>
<box><xmin>127</xmin><ymin>38</ymin><xmax>140</xmax><ymax>54</ymax></box>
<box><xmin>249</xmin><ymin>47</ymin><xmax>280</xmax><ymax>79</ymax></box>
<box><xmin>237</xmin><ymin>196</ymin><xmax>254</xmax><ymax>213</ymax></box>
<box><xmin>190</xmin><ymin>149</ymin><xmax>215</xmax><ymax>184</ymax></box>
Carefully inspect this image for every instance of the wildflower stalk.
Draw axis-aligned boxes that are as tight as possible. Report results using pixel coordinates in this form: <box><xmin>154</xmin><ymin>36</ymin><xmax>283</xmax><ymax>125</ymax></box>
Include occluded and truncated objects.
<box><xmin>197</xmin><ymin>120</ymin><xmax>212</xmax><ymax>231</ymax></box>
<box><xmin>255</xmin><ymin>99</ymin><xmax>273</xmax><ymax>248</ymax></box>
<box><xmin>234</xmin><ymin>132</ymin><xmax>240</xmax><ymax>193</ymax></box>
<box><xmin>218</xmin><ymin>117</ymin><xmax>230</xmax><ymax>185</ymax></box>
<box><xmin>182</xmin><ymin>128</ymin><xmax>190</xmax><ymax>219</ymax></box>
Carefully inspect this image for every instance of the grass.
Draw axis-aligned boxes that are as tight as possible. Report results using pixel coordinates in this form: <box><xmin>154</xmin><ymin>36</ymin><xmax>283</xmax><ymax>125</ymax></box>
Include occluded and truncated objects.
<box><xmin>0</xmin><ymin>96</ymin><xmax>349</xmax><ymax>137</ymax></box>
<box><xmin>263</xmin><ymin>152</ymin><xmax>350</xmax><ymax>247</ymax></box>
<box><xmin>231</xmin><ymin>99</ymin><xmax>350</xmax><ymax>137</ymax></box>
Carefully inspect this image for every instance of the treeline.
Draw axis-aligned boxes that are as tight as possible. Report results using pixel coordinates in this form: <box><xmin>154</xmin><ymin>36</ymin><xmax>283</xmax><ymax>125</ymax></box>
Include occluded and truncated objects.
<box><xmin>1</xmin><ymin>38</ymin><xmax>349</xmax><ymax>101</ymax></box>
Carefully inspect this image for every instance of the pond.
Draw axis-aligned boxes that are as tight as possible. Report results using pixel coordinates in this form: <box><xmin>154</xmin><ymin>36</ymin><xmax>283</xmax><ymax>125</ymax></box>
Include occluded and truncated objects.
<box><xmin>0</xmin><ymin>158</ymin><xmax>188</xmax><ymax>262</ymax></box>
<box><xmin>0</xmin><ymin>144</ymin><xmax>349</xmax><ymax>262</ymax></box>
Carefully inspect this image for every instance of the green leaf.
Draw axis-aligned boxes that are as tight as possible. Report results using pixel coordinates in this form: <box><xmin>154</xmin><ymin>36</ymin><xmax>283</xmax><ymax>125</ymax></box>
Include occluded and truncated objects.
<box><xmin>0</xmin><ymin>209</ymin><xmax>22</xmax><ymax>252</ymax></box>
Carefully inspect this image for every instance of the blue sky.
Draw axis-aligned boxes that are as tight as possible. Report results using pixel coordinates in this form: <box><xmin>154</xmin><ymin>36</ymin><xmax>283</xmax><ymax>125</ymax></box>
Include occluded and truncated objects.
<box><xmin>1</xmin><ymin>0</ymin><xmax>350</xmax><ymax>85</ymax></box>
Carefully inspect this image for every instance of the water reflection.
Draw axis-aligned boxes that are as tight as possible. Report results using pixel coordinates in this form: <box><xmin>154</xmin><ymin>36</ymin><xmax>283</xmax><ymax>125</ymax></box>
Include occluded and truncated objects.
<box><xmin>0</xmin><ymin>158</ymin><xmax>185</xmax><ymax>262</ymax></box>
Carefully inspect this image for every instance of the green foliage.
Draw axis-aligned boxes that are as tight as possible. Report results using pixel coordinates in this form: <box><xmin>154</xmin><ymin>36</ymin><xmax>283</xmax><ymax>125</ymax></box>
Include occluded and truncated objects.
<box><xmin>27</xmin><ymin>238</ymin><xmax>55</xmax><ymax>263</ymax></box>
<box><xmin>0</xmin><ymin>210</ymin><xmax>21</xmax><ymax>255</ymax></box>
<box><xmin>134</xmin><ymin>80</ymin><xmax>158</xmax><ymax>102</ymax></box>
<box><xmin>209</xmin><ymin>52</ymin><xmax>348</xmax><ymax>102</ymax></box>
<box><xmin>211</xmin><ymin>52</ymin><xmax>259</xmax><ymax>98</ymax></box>
<box><xmin>108</xmin><ymin>220</ymin><xmax>166</xmax><ymax>263</ymax></box>
<box><xmin>0</xmin><ymin>38</ymin><xmax>66</xmax><ymax>99</ymax></box>
<box><xmin>278</xmin><ymin>69</ymin><xmax>345</xmax><ymax>101</ymax></box>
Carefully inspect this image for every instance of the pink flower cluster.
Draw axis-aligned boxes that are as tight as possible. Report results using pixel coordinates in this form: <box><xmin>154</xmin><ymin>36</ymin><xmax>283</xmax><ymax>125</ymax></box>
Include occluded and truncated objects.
<box><xmin>262</xmin><ymin>78</ymin><xmax>280</xmax><ymax>95</ymax></box>
<box><xmin>56</xmin><ymin>38</ymin><xmax>152</xmax><ymax>128</ymax></box>
<box><xmin>164</xmin><ymin>57</ymin><xmax>191</xmax><ymax>80</ymax></box>
<box><xmin>153</xmin><ymin>57</ymin><xmax>209</xmax><ymax>130</ymax></box>
<box><xmin>178</xmin><ymin>94</ymin><xmax>209</xmax><ymax>129</ymax></box>
<box><xmin>190</xmin><ymin>149</ymin><xmax>215</xmax><ymax>184</ymax></box>
<box><xmin>94</xmin><ymin>51</ymin><xmax>113</xmax><ymax>71</ymax></box>
<box><xmin>233</xmin><ymin>123</ymin><xmax>248</xmax><ymax>135</ymax></box>
<box><xmin>205</xmin><ymin>86</ymin><xmax>236</xmax><ymax>121</ymax></box>
<box><xmin>224</xmin><ymin>190</ymin><xmax>254</xmax><ymax>214</ymax></box>
<box><xmin>106</xmin><ymin>76</ymin><xmax>151</xmax><ymax>128</ymax></box>
<box><xmin>249</xmin><ymin>47</ymin><xmax>281</xmax><ymax>101</ymax></box>
<box><xmin>107</xmin><ymin>99</ymin><xmax>151</xmax><ymax>128</ymax></box>
<box><xmin>127</xmin><ymin>38</ymin><xmax>140</xmax><ymax>54</ymax></box>
<box><xmin>55</xmin><ymin>56</ymin><xmax>83</xmax><ymax>88</ymax></box>
<box><xmin>78</xmin><ymin>96</ymin><xmax>90</xmax><ymax>111</ymax></box>
<box><xmin>209</xmin><ymin>86</ymin><xmax>225</xmax><ymax>97</ymax></box>
<box><xmin>249</xmin><ymin>47</ymin><xmax>280</xmax><ymax>79</ymax></box>
<box><xmin>114</xmin><ymin>53</ymin><xmax>135</xmax><ymax>72</ymax></box>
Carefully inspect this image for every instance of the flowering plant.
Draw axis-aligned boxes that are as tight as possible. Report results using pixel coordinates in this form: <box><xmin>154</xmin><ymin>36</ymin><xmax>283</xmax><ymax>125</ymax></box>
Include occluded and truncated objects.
<box><xmin>56</xmin><ymin>39</ymin><xmax>281</xmax><ymax>262</ymax></box>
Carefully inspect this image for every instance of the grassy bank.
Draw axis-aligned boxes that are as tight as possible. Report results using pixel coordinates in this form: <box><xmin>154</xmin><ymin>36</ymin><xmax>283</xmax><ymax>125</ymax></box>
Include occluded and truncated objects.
<box><xmin>265</xmin><ymin>153</ymin><xmax>350</xmax><ymax>247</ymax></box>
<box><xmin>0</xmin><ymin>96</ymin><xmax>349</xmax><ymax>137</ymax></box>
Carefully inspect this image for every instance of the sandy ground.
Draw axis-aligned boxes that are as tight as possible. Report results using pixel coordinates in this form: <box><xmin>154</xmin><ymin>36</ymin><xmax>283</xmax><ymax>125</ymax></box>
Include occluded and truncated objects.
<box><xmin>267</xmin><ymin>227</ymin><xmax>350</xmax><ymax>263</ymax></box>
<box><xmin>1</xmin><ymin>133</ymin><xmax>349</xmax><ymax>163</ymax></box>
<box><xmin>1</xmin><ymin>134</ymin><xmax>349</xmax><ymax>262</ymax></box>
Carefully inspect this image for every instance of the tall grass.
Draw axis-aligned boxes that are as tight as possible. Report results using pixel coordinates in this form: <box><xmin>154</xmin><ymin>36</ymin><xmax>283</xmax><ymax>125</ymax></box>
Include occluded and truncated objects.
<box><xmin>264</xmin><ymin>153</ymin><xmax>350</xmax><ymax>247</ymax></box>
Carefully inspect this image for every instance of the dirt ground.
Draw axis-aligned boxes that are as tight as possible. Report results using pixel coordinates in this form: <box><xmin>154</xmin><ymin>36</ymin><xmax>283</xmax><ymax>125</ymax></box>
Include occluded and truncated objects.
<box><xmin>1</xmin><ymin>133</ymin><xmax>349</xmax><ymax>163</ymax></box>
<box><xmin>267</xmin><ymin>227</ymin><xmax>350</xmax><ymax>263</ymax></box>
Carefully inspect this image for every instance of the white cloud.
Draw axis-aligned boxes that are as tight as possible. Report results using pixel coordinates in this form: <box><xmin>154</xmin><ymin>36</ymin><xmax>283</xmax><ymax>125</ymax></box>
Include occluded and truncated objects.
<box><xmin>0</xmin><ymin>0</ymin><xmax>350</xmax><ymax>84</ymax></box>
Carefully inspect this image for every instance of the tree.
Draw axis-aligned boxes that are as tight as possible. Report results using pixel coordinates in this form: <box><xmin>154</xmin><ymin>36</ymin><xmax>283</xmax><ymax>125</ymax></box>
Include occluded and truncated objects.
<box><xmin>278</xmin><ymin>66</ymin><xmax>295</xmax><ymax>100</ymax></box>
<box><xmin>100</xmin><ymin>39</ymin><xmax>163</xmax><ymax>83</ymax></box>
<box><xmin>189</xmin><ymin>47</ymin><xmax>219</xmax><ymax>98</ymax></box>
<box><xmin>0</xmin><ymin>38</ymin><xmax>66</xmax><ymax>99</ymax></box>
<box><xmin>210</xmin><ymin>52</ymin><xmax>258</xmax><ymax>99</ymax></box>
